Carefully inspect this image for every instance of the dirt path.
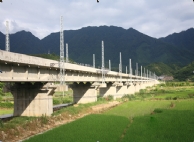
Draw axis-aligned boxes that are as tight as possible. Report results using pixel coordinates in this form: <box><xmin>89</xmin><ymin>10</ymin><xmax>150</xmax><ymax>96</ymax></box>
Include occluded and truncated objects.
<box><xmin>0</xmin><ymin>101</ymin><xmax>121</xmax><ymax>142</ymax></box>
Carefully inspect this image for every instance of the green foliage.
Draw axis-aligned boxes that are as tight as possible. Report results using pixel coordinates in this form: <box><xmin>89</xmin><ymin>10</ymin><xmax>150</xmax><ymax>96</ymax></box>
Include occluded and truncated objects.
<box><xmin>53</xmin><ymin>96</ymin><xmax>73</xmax><ymax>105</ymax></box>
<box><xmin>122</xmin><ymin>94</ymin><xmax>136</xmax><ymax>101</ymax></box>
<box><xmin>0</xmin><ymin>82</ymin><xmax>4</xmax><ymax>88</ymax></box>
<box><xmin>153</xmin><ymin>108</ymin><xmax>163</xmax><ymax>113</ymax></box>
<box><xmin>145</xmin><ymin>62</ymin><xmax>176</xmax><ymax>76</ymax></box>
<box><xmin>0</xmin><ymin>119</ymin><xmax>4</xmax><ymax>128</ymax></box>
<box><xmin>105</xmin><ymin>95</ymin><xmax>113</xmax><ymax>101</ymax></box>
<box><xmin>0</xmin><ymin>102</ymin><xmax>13</xmax><ymax>108</ymax></box>
<box><xmin>174</xmin><ymin>62</ymin><xmax>194</xmax><ymax>81</ymax></box>
<box><xmin>40</xmin><ymin>114</ymin><xmax>48</xmax><ymax>125</ymax></box>
<box><xmin>53</xmin><ymin>99</ymin><xmax>60</xmax><ymax>105</ymax></box>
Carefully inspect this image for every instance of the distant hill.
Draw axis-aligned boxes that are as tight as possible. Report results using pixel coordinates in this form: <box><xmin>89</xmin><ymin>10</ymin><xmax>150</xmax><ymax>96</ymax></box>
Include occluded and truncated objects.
<box><xmin>145</xmin><ymin>62</ymin><xmax>179</xmax><ymax>76</ymax></box>
<box><xmin>39</xmin><ymin>26</ymin><xmax>194</xmax><ymax>69</ymax></box>
<box><xmin>174</xmin><ymin>62</ymin><xmax>194</xmax><ymax>81</ymax></box>
<box><xmin>1</xmin><ymin>26</ymin><xmax>194</xmax><ymax>73</ymax></box>
<box><xmin>159</xmin><ymin>28</ymin><xmax>194</xmax><ymax>52</ymax></box>
<box><xmin>0</xmin><ymin>30</ymin><xmax>42</xmax><ymax>54</ymax></box>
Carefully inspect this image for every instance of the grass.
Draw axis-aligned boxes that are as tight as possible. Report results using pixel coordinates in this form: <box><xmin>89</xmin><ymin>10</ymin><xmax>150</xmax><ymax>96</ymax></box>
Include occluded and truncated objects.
<box><xmin>104</xmin><ymin>101</ymin><xmax>171</xmax><ymax>118</ymax></box>
<box><xmin>0</xmin><ymin>116</ymin><xmax>35</xmax><ymax>130</ymax></box>
<box><xmin>122</xmin><ymin>106</ymin><xmax>194</xmax><ymax>142</ymax></box>
<box><xmin>0</xmin><ymin>108</ymin><xmax>13</xmax><ymax>115</ymax></box>
<box><xmin>2</xmin><ymin>83</ymin><xmax>194</xmax><ymax>142</ymax></box>
<box><xmin>24</xmin><ymin>83</ymin><xmax>194</xmax><ymax>142</ymax></box>
<box><xmin>24</xmin><ymin>114</ymin><xmax>129</xmax><ymax>142</ymax></box>
<box><xmin>52</xmin><ymin>98</ymin><xmax>111</xmax><ymax>116</ymax></box>
<box><xmin>53</xmin><ymin>90</ymin><xmax>73</xmax><ymax>105</ymax></box>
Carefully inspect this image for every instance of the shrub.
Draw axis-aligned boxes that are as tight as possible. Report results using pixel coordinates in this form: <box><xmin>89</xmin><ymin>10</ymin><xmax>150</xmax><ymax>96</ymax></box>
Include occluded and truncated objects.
<box><xmin>0</xmin><ymin>102</ymin><xmax>13</xmax><ymax>108</ymax></box>
<box><xmin>188</xmin><ymin>94</ymin><xmax>194</xmax><ymax>98</ymax></box>
<box><xmin>122</xmin><ymin>94</ymin><xmax>136</xmax><ymax>101</ymax></box>
<box><xmin>97</xmin><ymin>96</ymin><xmax>104</xmax><ymax>101</ymax></box>
<box><xmin>153</xmin><ymin>108</ymin><xmax>163</xmax><ymax>113</ymax></box>
<box><xmin>40</xmin><ymin>114</ymin><xmax>48</xmax><ymax>125</ymax></box>
<box><xmin>53</xmin><ymin>99</ymin><xmax>61</xmax><ymax>105</ymax></box>
<box><xmin>165</xmin><ymin>96</ymin><xmax>172</xmax><ymax>100</ymax></box>
<box><xmin>0</xmin><ymin>119</ymin><xmax>4</xmax><ymax>128</ymax></box>
<box><xmin>106</xmin><ymin>95</ymin><xmax>113</xmax><ymax>101</ymax></box>
<box><xmin>173</xmin><ymin>97</ymin><xmax>178</xmax><ymax>100</ymax></box>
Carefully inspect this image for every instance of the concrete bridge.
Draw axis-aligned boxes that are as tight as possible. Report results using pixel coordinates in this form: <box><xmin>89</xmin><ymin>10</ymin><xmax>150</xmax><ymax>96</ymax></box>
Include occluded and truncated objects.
<box><xmin>0</xmin><ymin>50</ymin><xmax>159</xmax><ymax>116</ymax></box>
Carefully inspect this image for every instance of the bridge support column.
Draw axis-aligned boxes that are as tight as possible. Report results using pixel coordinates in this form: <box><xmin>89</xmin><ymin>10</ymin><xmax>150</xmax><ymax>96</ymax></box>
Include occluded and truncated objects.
<box><xmin>12</xmin><ymin>82</ymin><xmax>55</xmax><ymax>117</ymax></box>
<box><xmin>70</xmin><ymin>82</ymin><xmax>97</xmax><ymax>104</ymax></box>
<box><xmin>134</xmin><ymin>82</ymin><xmax>140</xmax><ymax>93</ymax></box>
<box><xmin>127</xmin><ymin>83</ymin><xmax>135</xmax><ymax>95</ymax></box>
<box><xmin>115</xmin><ymin>84</ymin><xmax>128</xmax><ymax>99</ymax></box>
<box><xmin>99</xmin><ymin>83</ymin><xmax>116</xmax><ymax>98</ymax></box>
<box><xmin>140</xmin><ymin>82</ymin><xmax>145</xmax><ymax>89</ymax></box>
<box><xmin>99</xmin><ymin>83</ymin><xmax>128</xmax><ymax>100</ymax></box>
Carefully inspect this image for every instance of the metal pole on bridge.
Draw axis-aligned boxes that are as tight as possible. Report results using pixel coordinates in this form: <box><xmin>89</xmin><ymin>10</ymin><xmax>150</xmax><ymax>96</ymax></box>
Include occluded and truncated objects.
<box><xmin>102</xmin><ymin>41</ymin><xmax>105</xmax><ymax>84</ymax></box>
<box><xmin>60</xmin><ymin>16</ymin><xmax>65</xmax><ymax>98</ymax></box>
<box><xmin>66</xmin><ymin>43</ymin><xmax>68</xmax><ymax>63</ymax></box>
<box><xmin>136</xmin><ymin>63</ymin><xmax>138</xmax><ymax>76</ymax></box>
<box><xmin>93</xmin><ymin>54</ymin><xmax>95</xmax><ymax>68</ymax></box>
<box><xmin>109</xmin><ymin>60</ymin><xmax>111</xmax><ymax>71</ymax></box>
<box><xmin>119</xmin><ymin>52</ymin><xmax>122</xmax><ymax>83</ymax></box>
<box><xmin>5</xmin><ymin>21</ymin><xmax>10</xmax><ymax>52</ymax></box>
<box><xmin>129</xmin><ymin>59</ymin><xmax>132</xmax><ymax>83</ymax></box>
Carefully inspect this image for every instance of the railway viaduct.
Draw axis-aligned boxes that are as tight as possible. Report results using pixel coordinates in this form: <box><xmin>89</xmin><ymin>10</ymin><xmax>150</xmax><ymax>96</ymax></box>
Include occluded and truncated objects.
<box><xmin>0</xmin><ymin>50</ymin><xmax>159</xmax><ymax>116</ymax></box>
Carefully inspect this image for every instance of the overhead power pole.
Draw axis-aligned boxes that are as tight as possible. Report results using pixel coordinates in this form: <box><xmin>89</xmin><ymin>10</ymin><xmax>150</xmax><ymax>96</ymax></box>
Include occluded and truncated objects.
<box><xmin>5</xmin><ymin>21</ymin><xmax>10</xmax><ymax>52</ymax></box>
<box><xmin>119</xmin><ymin>52</ymin><xmax>122</xmax><ymax>83</ymax></box>
<box><xmin>93</xmin><ymin>54</ymin><xmax>95</xmax><ymax>68</ymax></box>
<box><xmin>66</xmin><ymin>43</ymin><xmax>68</xmax><ymax>63</ymax></box>
<box><xmin>109</xmin><ymin>60</ymin><xmax>111</xmax><ymax>71</ymax></box>
<box><xmin>101</xmin><ymin>41</ymin><xmax>105</xmax><ymax>84</ymax></box>
<box><xmin>136</xmin><ymin>63</ymin><xmax>138</xmax><ymax>76</ymax></box>
<box><xmin>60</xmin><ymin>16</ymin><xmax>65</xmax><ymax>86</ymax></box>
<box><xmin>129</xmin><ymin>59</ymin><xmax>132</xmax><ymax>83</ymax></box>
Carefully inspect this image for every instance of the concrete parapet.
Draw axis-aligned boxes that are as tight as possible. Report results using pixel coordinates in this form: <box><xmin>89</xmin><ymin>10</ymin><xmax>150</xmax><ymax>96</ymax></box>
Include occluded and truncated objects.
<box><xmin>70</xmin><ymin>82</ymin><xmax>97</xmax><ymax>104</ymax></box>
<box><xmin>11</xmin><ymin>82</ymin><xmax>55</xmax><ymax>117</ymax></box>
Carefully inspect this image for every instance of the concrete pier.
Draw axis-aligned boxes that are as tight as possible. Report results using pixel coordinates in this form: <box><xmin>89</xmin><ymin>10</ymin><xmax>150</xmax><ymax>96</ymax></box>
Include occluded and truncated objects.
<box><xmin>99</xmin><ymin>82</ymin><xmax>116</xmax><ymax>98</ymax></box>
<box><xmin>70</xmin><ymin>82</ymin><xmax>97</xmax><ymax>104</ymax></box>
<box><xmin>115</xmin><ymin>85</ymin><xmax>128</xmax><ymax>99</ymax></box>
<box><xmin>134</xmin><ymin>82</ymin><xmax>140</xmax><ymax>93</ymax></box>
<box><xmin>12</xmin><ymin>82</ymin><xmax>55</xmax><ymax>116</ymax></box>
<box><xmin>127</xmin><ymin>83</ymin><xmax>135</xmax><ymax>95</ymax></box>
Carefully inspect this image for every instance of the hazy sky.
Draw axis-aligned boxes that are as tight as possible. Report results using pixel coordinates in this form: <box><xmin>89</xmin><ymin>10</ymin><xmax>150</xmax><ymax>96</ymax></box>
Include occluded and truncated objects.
<box><xmin>0</xmin><ymin>0</ymin><xmax>194</xmax><ymax>39</ymax></box>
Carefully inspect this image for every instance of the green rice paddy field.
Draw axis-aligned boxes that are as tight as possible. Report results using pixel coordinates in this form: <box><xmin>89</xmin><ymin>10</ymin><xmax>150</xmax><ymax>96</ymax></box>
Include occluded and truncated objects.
<box><xmin>25</xmin><ymin>86</ymin><xmax>194</xmax><ymax>142</ymax></box>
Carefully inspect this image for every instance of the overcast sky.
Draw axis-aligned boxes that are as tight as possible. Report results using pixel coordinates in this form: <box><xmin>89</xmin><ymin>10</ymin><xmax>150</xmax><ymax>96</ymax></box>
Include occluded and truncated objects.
<box><xmin>0</xmin><ymin>0</ymin><xmax>194</xmax><ymax>39</ymax></box>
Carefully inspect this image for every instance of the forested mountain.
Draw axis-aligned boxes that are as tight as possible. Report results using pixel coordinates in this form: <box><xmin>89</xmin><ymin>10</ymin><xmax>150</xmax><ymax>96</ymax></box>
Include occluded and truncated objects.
<box><xmin>160</xmin><ymin>28</ymin><xmax>194</xmax><ymax>53</ymax></box>
<box><xmin>174</xmin><ymin>62</ymin><xmax>194</xmax><ymax>81</ymax></box>
<box><xmin>0</xmin><ymin>31</ymin><xmax>42</xmax><ymax>54</ymax></box>
<box><xmin>0</xmin><ymin>26</ymin><xmax>194</xmax><ymax>72</ymax></box>
<box><xmin>145</xmin><ymin>62</ymin><xmax>180</xmax><ymax>76</ymax></box>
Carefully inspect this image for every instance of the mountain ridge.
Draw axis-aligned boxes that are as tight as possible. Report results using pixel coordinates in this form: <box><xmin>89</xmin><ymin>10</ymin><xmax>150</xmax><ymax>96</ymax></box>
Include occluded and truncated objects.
<box><xmin>0</xmin><ymin>26</ymin><xmax>194</xmax><ymax>70</ymax></box>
